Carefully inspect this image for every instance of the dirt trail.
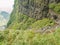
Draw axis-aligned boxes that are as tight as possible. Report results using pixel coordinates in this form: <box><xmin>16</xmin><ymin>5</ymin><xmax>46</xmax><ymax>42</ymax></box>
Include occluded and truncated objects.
<box><xmin>35</xmin><ymin>9</ymin><xmax>60</xmax><ymax>34</ymax></box>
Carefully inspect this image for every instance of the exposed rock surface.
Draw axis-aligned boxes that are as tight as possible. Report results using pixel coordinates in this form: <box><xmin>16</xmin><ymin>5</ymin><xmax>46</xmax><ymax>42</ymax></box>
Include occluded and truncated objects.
<box><xmin>18</xmin><ymin>0</ymin><xmax>60</xmax><ymax>19</ymax></box>
<box><xmin>7</xmin><ymin>0</ymin><xmax>60</xmax><ymax>30</ymax></box>
<box><xmin>7</xmin><ymin>0</ymin><xmax>50</xmax><ymax>28</ymax></box>
<box><xmin>18</xmin><ymin>0</ymin><xmax>49</xmax><ymax>19</ymax></box>
<box><xmin>9</xmin><ymin>0</ymin><xmax>60</xmax><ymax>20</ymax></box>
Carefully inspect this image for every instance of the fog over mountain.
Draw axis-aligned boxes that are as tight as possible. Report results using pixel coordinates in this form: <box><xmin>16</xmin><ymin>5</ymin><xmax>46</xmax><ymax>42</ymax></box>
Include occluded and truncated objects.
<box><xmin>0</xmin><ymin>0</ymin><xmax>14</xmax><ymax>13</ymax></box>
<box><xmin>1</xmin><ymin>11</ymin><xmax>10</xmax><ymax>20</ymax></box>
<box><xmin>0</xmin><ymin>11</ymin><xmax>9</xmax><ymax>30</ymax></box>
<box><xmin>0</xmin><ymin>0</ymin><xmax>14</xmax><ymax>30</ymax></box>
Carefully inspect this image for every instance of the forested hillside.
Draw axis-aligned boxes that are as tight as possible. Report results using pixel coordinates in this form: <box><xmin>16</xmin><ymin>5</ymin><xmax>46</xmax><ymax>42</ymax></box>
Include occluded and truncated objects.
<box><xmin>0</xmin><ymin>0</ymin><xmax>60</xmax><ymax>45</ymax></box>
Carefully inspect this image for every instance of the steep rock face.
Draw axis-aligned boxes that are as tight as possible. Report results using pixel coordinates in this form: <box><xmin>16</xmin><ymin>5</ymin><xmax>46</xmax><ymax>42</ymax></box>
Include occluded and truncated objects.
<box><xmin>7</xmin><ymin>0</ymin><xmax>60</xmax><ymax>29</ymax></box>
<box><xmin>7</xmin><ymin>0</ymin><xmax>49</xmax><ymax>29</ymax></box>
<box><xmin>18</xmin><ymin>0</ymin><xmax>49</xmax><ymax>19</ymax></box>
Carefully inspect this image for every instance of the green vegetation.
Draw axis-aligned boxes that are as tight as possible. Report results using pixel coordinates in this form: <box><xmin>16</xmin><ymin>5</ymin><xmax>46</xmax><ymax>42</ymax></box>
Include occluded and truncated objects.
<box><xmin>7</xmin><ymin>14</ymin><xmax>55</xmax><ymax>30</ymax></box>
<box><xmin>49</xmin><ymin>3</ymin><xmax>60</xmax><ymax>14</ymax></box>
<box><xmin>0</xmin><ymin>28</ymin><xmax>60</xmax><ymax>45</ymax></box>
<box><xmin>31</xmin><ymin>18</ymin><xmax>54</xmax><ymax>29</ymax></box>
<box><xmin>7</xmin><ymin>13</ymin><xmax>36</xmax><ymax>30</ymax></box>
<box><xmin>1</xmin><ymin>0</ymin><xmax>60</xmax><ymax>45</ymax></box>
<box><xmin>49</xmin><ymin>3</ymin><xmax>56</xmax><ymax>9</ymax></box>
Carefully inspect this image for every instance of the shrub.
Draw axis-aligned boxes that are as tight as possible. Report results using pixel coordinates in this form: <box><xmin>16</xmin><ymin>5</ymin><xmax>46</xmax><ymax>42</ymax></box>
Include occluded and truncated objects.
<box><xmin>49</xmin><ymin>3</ymin><xmax>56</xmax><ymax>9</ymax></box>
<box><xmin>49</xmin><ymin>3</ymin><xmax>60</xmax><ymax>14</ymax></box>
<box><xmin>0</xmin><ymin>28</ymin><xmax>60</xmax><ymax>45</ymax></box>
<box><xmin>31</xmin><ymin>18</ymin><xmax>54</xmax><ymax>29</ymax></box>
<box><xmin>54</xmin><ymin>3</ymin><xmax>60</xmax><ymax>14</ymax></box>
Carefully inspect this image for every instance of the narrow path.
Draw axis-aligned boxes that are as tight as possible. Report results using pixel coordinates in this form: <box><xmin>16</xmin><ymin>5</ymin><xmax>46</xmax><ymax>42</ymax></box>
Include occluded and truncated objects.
<box><xmin>35</xmin><ymin>9</ymin><xmax>60</xmax><ymax>34</ymax></box>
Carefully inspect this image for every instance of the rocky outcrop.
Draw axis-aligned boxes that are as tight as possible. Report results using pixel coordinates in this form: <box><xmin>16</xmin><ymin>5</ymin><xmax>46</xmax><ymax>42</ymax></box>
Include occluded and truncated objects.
<box><xmin>18</xmin><ymin>0</ymin><xmax>60</xmax><ymax>20</ymax></box>
<box><xmin>18</xmin><ymin>0</ymin><xmax>49</xmax><ymax>20</ymax></box>
<box><xmin>7</xmin><ymin>0</ymin><xmax>60</xmax><ymax>30</ymax></box>
<box><xmin>9</xmin><ymin>0</ymin><xmax>60</xmax><ymax>20</ymax></box>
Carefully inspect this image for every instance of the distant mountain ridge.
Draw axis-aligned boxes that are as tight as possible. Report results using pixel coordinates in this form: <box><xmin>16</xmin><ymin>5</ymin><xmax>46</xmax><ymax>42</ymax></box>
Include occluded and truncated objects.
<box><xmin>0</xmin><ymin>11</ymin><xmax>9</xmax><ymax>30</ymax></box>
<box><xmin>1</xmin><ymin>11</ymin><xmax>9</xmax><ymax>20</ymax></box>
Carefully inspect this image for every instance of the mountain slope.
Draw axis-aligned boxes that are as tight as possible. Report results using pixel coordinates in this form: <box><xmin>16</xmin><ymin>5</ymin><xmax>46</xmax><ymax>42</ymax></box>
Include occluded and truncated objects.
<box><xmin>0</xmin><ymin>0</ymin><xmax>60</xmax><ymax>45</ymax></box>
<box><xmin>7</xmin><ymin>0</ymin><xmax>56</xmax><ymax>30</ymax></box>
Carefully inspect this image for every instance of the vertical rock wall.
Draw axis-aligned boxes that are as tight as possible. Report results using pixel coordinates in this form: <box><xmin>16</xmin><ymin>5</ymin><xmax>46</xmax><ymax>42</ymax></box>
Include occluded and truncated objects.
<box><xmin>18</xmin><ymin>0</ymin><xmax>49</xmax><ymax>20</ymax></box>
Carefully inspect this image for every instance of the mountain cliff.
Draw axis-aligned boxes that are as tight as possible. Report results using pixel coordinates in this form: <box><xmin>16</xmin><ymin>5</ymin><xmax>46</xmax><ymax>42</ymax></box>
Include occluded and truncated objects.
<box><xmin>7</xmin><ymin>0</ymin><xmax>60</xmax><ymax>30</ymax></box>
<box><xmin>18</xmin><ymin>0</ymin><xmax>49</xmax><ymax>20</ymax></box>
